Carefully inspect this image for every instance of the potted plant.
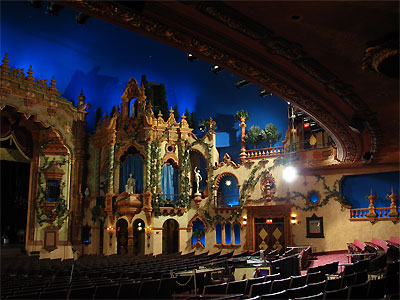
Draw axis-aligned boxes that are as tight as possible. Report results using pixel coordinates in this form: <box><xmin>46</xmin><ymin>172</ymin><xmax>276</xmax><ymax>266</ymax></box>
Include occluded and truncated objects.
<box><xmin>192</xmin><ymin>228</ymin><xmax>205</xmax><ymax>243</ymax></box>
<box><xmin>234</xmin><ymin>109</ymin><xmax>250</xmax><ymax>122</ymax></box>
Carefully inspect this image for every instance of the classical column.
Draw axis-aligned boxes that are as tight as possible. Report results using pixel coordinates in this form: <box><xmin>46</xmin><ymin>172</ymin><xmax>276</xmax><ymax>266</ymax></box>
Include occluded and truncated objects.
<box><xmin>239</xmin><ymin>117</ymin><xmax>247</xmax><ymax>163</ymax></box>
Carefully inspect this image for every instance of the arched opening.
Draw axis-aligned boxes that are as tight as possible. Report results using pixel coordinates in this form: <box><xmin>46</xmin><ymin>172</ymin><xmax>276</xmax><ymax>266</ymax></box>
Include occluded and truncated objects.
<box><xmin>162</xmin><ymin>219</ymin><xmax>179</xmax><ymax>254</ymax></box>
<box><xmin>192</xmin><ymin>219</ymin><xmax>205</xmax><ymax>248</ymax></box>
<box><xmin>161</xmin><ymin>159</ymin><xmax>179</xmax><ymax>202</ymax></box>
<box><xmin>120</xmin><ymin>148</ymin><xmax>144</xmax><ymax>194</ymax></box>
<box><xmin>1</xmin><ymin>108</ymin><xmax>33</xmax><ymax>248</ymax></box>
<box><xmin>217</xmin><ymin>174</ymin><xmax>239</xmax><ymax>207</ymax></box>
<box><xmin>132</xmin><ymin>218</ymin><xmax>145</xmax><ymax>256</ymax></box>
<box><xmin>190</xmin><ymin>150</ymin><xmax>207</xmax><ymax>195</ymax></box>
<box><xmin>116</xmin><ymin>218</ymin><xmax>128</xmax><ymax>255</ymax></box>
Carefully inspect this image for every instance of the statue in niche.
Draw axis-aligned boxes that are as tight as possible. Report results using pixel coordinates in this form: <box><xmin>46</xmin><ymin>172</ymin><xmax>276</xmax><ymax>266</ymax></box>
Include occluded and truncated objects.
<box><xmin>194</xmin><ymin>167</ymin><xmax>202</xmax><ymax>195</ymax></box>
<box><xmin>125</xmin><ymin>173</ymin><xmax>136</xmax><ymax>194</ymax></box>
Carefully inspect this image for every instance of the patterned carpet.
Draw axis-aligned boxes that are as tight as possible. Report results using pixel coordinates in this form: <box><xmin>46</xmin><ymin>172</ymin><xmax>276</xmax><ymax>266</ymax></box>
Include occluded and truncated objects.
<box><xmin>301</xmin><ymin>250</ymin><xmax>349</xmax><ymax>275</ymax></box>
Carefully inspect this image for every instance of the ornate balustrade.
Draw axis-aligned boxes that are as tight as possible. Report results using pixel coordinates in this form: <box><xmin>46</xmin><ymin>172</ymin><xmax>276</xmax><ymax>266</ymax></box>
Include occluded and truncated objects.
<box><xmin>243</xmin><ymin>146</ymin><xmax>284</xmax><ymax>159</ymax></box>
<box><xmin>349</xmin><ymin>206</ymin><xmax>399</xmax><ymax>223</ymax></box>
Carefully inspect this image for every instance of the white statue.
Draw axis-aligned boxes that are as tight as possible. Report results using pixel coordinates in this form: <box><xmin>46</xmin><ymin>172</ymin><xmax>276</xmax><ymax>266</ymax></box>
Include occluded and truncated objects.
<box><xmin>194</xmin><ymin>167</ymin><xmax>202</xmax><ymax>195</ymax></box>
<box><xmin>125</xmin><ymin>173</ymin><xmax>136</xmax><ymax>194</ymax></box>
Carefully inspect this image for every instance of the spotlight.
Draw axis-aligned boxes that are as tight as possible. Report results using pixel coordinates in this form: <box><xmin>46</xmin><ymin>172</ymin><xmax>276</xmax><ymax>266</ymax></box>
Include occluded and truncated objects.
<box><xmin>212</xmin><ymin>65</ymin><xmax>223</xmax><ymax>74</ymax></box>
<box><xmin>235</xmin><ymin>79</ymin><xmax>250</xmax><ymax>89</ymax></box>
<box><xmin>199</xmin><ymin>125</ymin><xmax>205</xmax><ymax>133</ymax></box>
<box><xmin>29</xmin><ymin>0</ymin><xmax>42</xmax><ymax>8</ymax></box>
<box><xmin>259</xmin><ymin>89</ymin><xmax>273</xmax><ymax>98</ymax></box>
<box><xmin>76</xmin><ymin>12</ymin><xmax>91</xmax><ymax>25</ymax></box>
<box><xmin>282</xmin><ymin>166</ymin><xmax>298</xmax><ymax>183</ymax></box>
<box><xmin>225</xmin><ymin>180</ymin><xmax>232</xmax><ymax>186</ymax></box>
<box><xmin>187</xmin><ymin>53</ymin><xmax>197</xmax><ymax>62</ymax></box>
<box><xmin>47</xmin><ymin>2</ymin><xmax>64</xmax><ymax>16</ymax></box>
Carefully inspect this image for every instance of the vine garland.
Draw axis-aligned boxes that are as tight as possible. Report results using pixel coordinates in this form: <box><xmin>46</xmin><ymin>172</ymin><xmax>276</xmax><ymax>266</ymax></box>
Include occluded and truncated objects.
<box><xmin>35</xmin><ymin>155</ymin><xmax>70</xmax><ymax>228</ymax></box>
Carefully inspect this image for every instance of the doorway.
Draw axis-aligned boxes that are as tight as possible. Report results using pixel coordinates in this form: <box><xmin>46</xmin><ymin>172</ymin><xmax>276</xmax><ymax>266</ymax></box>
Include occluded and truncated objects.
<box><xmin>116</xmin><ymin>219</ymin><xmax>128</xmax><ymax>255</ymax></box>
<box><xmin>255</xmin><ymin>217</ymin><xmax>285</xmax><ymax>254</ymax></box>
<box><xmin>162</xmin><ymin>219</ymin><xmax>179</xmax><ymax>254</ymax></box>
<box><xmin>132</xmin><ymin>219</ymin><xmax>145</xmax><ymax>256</ymax></box>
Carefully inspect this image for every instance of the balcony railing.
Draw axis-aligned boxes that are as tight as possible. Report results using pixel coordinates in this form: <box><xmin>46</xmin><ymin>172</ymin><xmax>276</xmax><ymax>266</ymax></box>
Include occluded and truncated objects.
<box><xmin>244</xmin><ymin>146</ymin><xmax>284</xmax><ymax>159</ymax></box>
<box><xmin>349</xmin><ymin>207</ymin><xmax>399</xmax><ymax>223</ymax></box>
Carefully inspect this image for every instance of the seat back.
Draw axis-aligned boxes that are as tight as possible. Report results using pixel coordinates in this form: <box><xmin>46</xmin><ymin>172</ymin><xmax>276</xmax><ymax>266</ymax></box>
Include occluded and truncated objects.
<box><xmin>245</xmin><ymin>277</ymin><xmax>265</xmax><ymax>295</ymax></box>
<box><xmin>307</xmin><ymin>280</ymin><xmax>326</xmax><ymax>295</ymax></box>
<box><xmin>340</xmin><ymin>273</ymin><xmax>356</xmax><ymax>288</ymax></box>
<box><xmin>157</xmin><ymin>277</ymin><xmax>176</xmax><ymax>299</ymax></box>
<box><xmin>226</xmin><ymin>279</ymin><xmax>247</xmax><ymax>294</ymax></box>
<box><xmin>248</xmin><ymin>281</ymin><xmax>272</xmax><ymax>298</ymax></box>
<box><xmin>117</xmin><ymin>281</ymin><xmax>141</xmax><ymax>299</ymax></box>
<box><xmin>354</xmin><ymin>270</ymin><xmax>368</xmax><ymax>284</ymax></box>
<box><xmin>93</xmin><ymin>283</ymin><xmax>119</xmax><ymax>299</ymax></box>
<box><xmin>293</xmin><ymin>291</ymin><xmax>323</xmax><ymax>300</ymax></box>
<box><xmin>290</xmin><ymin>274</ymin><xmax>307</xmax><ymax>288</ymax></box>
<box><xmin>260</xmin><ymin>289</ymin><xmax>288</xmax><ymax>299</ymax></box>
<box><xmin>285</xmin><ymin>285</ymin><xmax>310</xmax><ymax>299</ymax></box>
<box><xmin>348</xmin><ymin>281</ymin><xmax>369</xmax><ymax>299</ymax></box>
<box><xmin>324</xmin><ymin>278</ymin><xmax>341</xmax><ymax>291</ymax></box>
<box><xmin>306</xmin><ymin>271</ymin><xmax>325</xmax><ymax>284</ymax></box>
<box><xmin>39</xmin><ymin>289</ymin><xmax>68</xmax><ymax>299</ymax></box>
<box><xmin>138</xmin><ymin>279</ymin><xmax>161</xmax><ymax>299</ymax></box>
<box><xmin>270</xmin><ymin>277</ymin><xmax>291</xmax><ymax>293</ymax></box>
<box><xmin>202</xmin><ymin>282</ymin><xmax>228</xmax><ymax>295</ymax></box>
<box><xmin>324</xmin><ymin>287</ymin><xmax>348</xmax><ymax>299</ymax></box>
<box><xmin>69</xmin><ymin>286</ymin><xmax>95</xmax><ymax>300</ymax></box>
<box><xmin>367</xmin><ymin>278</ymin><xmax>385</xmax><ymax>299</ymax></box>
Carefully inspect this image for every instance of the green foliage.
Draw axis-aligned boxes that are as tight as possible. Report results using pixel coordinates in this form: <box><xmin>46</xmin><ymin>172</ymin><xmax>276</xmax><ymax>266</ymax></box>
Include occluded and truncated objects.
<box><xmin>264</xmin><ymin>123</ymin><xmax>282</xmax><ymax>147</ymax></box>
<box><xmin>190</xmin><ymin>111</ymin><xmax>196</xmax><ymax>129</ymax></box>
<box><xmin>234</xmin><ymin>109</ymin><xmax>249</xmax><ymax>121</ymax></box>
<box><xmin>245</xmin><ymin>126</ymin><xmax>266</xmax><ymax>148</ymax></box>
<box><xmin>95</xmin><ymin>107</ymin><xmax>102</xmax><ymax>129</ymax></box>
<box><xmin>174</xmin><ymin>104</ymin><xmax>179</xmax><ymax>121</ymax></box>
<box><xmin>192</xmin><ymin>228</ymin><xmax>205</xmax><ymax>238</ymax></box>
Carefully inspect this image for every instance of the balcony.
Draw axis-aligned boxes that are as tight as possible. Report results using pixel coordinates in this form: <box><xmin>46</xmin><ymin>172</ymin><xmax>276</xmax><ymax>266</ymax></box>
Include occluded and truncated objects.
<box><xmin>214</xmin><ymin>195</ymin><xmax>241</xmax><ymax>213</ymax></box>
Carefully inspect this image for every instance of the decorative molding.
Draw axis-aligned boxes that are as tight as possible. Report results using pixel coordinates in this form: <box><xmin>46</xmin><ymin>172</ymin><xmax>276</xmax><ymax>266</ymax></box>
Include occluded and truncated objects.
<box><xmin>214</xmin><ymin>153</ymin><xmax>241</xmax><ymax>170</ymax></box>
<box><xmin>214</xmin><ymin>172</ymin><xmax>240</xmax><ymax>190</ymax></box>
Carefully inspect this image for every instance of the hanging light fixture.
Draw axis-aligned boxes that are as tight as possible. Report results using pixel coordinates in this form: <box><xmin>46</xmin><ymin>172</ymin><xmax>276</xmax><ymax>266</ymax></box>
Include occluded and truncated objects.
<box><xmin>212</xmin><ymin>65</ymin><xmax>223</xmax><ymax>74</ymax></box>
<box><xmin>235</xmin><ymin>79</ymin><xmax>250</xmax><ymax>88</ymax></box>
<box><xmin>187</xmin><ymin>53</ymin><xmax>197</xmax><ymax>62</ymax></box>
<box><xmin>259</xmin><ymin>89</ymin><xmax>273</xmax><ymax>98</ymax></box>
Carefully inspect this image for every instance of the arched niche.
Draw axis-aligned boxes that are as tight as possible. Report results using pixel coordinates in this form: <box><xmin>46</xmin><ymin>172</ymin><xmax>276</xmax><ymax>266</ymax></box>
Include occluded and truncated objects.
<box><xmin>162</xmin><ymin>219</ymin><xmax>179</xmax><ymax>254</ymax></box>
<box><xmin>132</xmin><ymin>218</ymin><xmax>145</xmax><ymax>256</ymax></box>
<box><xmin>119</xmin><ymin>146</ymin><xmax>144</xmax><ymax>194</ymax></box>
<box><xmin>260</xmin><ymin>172</ymin><xmax>276</xmax><ymax>201</ymax></box>
<box><xmin>190</xmin><ymin>149</ymin><xmax>208</xmax><ymax>195</ymax></box>
<box><xmin>116</xmin><ymin>218</ymin><xmax>128</xmax><ymax>254</ymax></box>
<box><xmin>161</xmin><ymin>158</ymin><xmax>179</xmax><ymax>202</ymax></box>
<box><xmin>215</xmin><ymin>173</ymin><xmax>240</xmax><ymax>207</ymax></box>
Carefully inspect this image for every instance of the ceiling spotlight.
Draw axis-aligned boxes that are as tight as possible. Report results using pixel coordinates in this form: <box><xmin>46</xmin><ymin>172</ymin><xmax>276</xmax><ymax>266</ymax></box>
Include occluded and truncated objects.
<box><xmin>235</xmin><ymin>79</ymin><xmax>250</xmax><ymax>89</ymax></box>
<box><xmin>282</xmin><ymin>166</ymin><xmax>298</xmax><ymax>183</ymax></box>
<box><xmin>212</xmin><ymin>65</ymin><xmax>223</xmax><ymax>74</ymax></box>
<box><xmin>47</xmin><ymin>2</ymin><xmax>64</xmax><ymax>16</ymax></box>
<box><xmin>187</xmin><ymin>53</ymin><xmax>197</xmax><ymax>62</ymax></box>
<box><xmin>76</xmin><ymin>12</ymin><xmax>91</xmax><ymax>25</ymax></box>
<box><xmin>259</xmin><ymin>89</ymin><xmax>273</xmax><ymax>98</ymax></box>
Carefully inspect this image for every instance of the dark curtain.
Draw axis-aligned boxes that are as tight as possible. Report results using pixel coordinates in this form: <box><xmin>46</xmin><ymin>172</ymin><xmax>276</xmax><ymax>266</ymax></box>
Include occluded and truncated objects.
<box><xmin>119</xmin><ymin>154</ymin><xmax>144</xmax><ymax>193</ymax></box>
<box><xmin>1</xmin><ymin>116</ymin><xmax>33</xmax><ymax>158</ymax></box>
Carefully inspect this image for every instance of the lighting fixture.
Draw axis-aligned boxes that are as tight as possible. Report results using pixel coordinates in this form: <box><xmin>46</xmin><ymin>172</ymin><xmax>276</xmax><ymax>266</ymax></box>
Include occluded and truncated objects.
<box><xmin>282</xmin><ymin>165</ymin><xmax>298</xmax><ymax>183</ymax></box>
<box><xmin>47</xmin><ymin>2</ymin><xmax>64</xmax><ymax>16</ymax></box>
<box><xmin>242</xmin><ymin>215</ymin><xmax>247</xmax><ymax>226</ymax></box>
<box><xmin>212</xmin><ymin>65</ymin><xmax>223</xmax><ymax>74</ymax></box>
<box><xmin>235</xmin><ymin>79</ymin><xmax>250</xmax><ymax>88</ymax></box>
<box><xmin>76</xmin><ymin>12</ymin><xmax>91</xmax><ymax>25</ymax></box>
<box><xmin>225</xmin><ymin>180</ymin><xmax>232</xmax><ymax>186</ymax></box>
<box><xmin>187</xmin><ymin>53</ymin><xmax>197</xmax><ymax>62</ymax></box>
<box><xmin>259</xmin><ymin>89</ymin><xmax>273</xmax><ymax>98</ymax></box>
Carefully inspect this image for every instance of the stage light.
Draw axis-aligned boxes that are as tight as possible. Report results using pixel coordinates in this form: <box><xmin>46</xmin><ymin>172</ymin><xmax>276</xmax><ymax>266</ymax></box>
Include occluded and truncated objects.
<box><xmin>235</xmin><ymin>79</ymin><xmax>250</xmax><ymax>88</ymax></box>
<box><xmin>303</xmin><ymin>122</ymin><xmax>310</xmax><ymax>128</ymax></box>
<box><xmin>47</xmin><ymin>2</ymin><xmax>64</xmax><ymax>16</ymax></box>
<box><xmin>212</xmin><ymin>65</ymin><xmax>223</xmax><ymax>74</ymax></box>
<box><xmin>76</xmin><ymin>12</ymin><xmax>91</xmax><ymax>25</ymax></box>
<box><xmin>282</xmin><ymin>165</ymin><xmax>297</xmax><ymax>183</ymax></box>
<box><xmin>187</xmin><ymin>53</ymin><xmax>197</xmax><ymax>62</ymax></box>
<box><xmin>259</xmin><ymin>89</ymin><xmax>273</xmax><ymax>98</ymax></box>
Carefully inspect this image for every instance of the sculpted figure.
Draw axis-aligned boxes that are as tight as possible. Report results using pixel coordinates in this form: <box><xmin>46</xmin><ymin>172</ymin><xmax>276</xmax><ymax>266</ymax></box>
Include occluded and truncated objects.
<box><xmin>125</xmin><ymin>173</ymin><xmax>136</xmax><ymax>194</ymax></box>
<box><xmin>194</xmin><ymin>167</ymin><xmax>202</xmax><ymax>195</ymax></box>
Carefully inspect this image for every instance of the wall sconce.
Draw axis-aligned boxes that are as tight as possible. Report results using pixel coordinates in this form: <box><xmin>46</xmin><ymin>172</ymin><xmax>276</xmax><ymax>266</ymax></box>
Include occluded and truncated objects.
<box><xmin>290</xmin><ymin>213</ymin><xmax>298</xmax><ymax>225</ymax></box>
<box><xmin>242</xmin><ymin>215</ymin><xmax>247</xmax><ymax>226</ymax></box>
<box><xmin>145</xmin><ymin>226</ymin><xmax>152</xmax><ymax>248</ymax></box>
<box><xmin>106</xmin><ymin>225</ymin><xmax>115</xmax><ymax>247</ymax></box>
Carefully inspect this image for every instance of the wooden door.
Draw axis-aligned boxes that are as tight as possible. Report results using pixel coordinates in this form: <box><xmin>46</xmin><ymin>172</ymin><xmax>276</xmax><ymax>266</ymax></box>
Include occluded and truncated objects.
<box><xmin>255</xmin><ymin>221</ymin><xmax>285</xmax><ymax>254</ymax></box>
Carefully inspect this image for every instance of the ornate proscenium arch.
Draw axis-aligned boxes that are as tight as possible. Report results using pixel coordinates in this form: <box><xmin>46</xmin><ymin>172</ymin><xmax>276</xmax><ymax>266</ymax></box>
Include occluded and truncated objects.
<box><xmin>58</xmin><ymin>1</ymin><xmax>383</xmax><ymax>163</ymax></box>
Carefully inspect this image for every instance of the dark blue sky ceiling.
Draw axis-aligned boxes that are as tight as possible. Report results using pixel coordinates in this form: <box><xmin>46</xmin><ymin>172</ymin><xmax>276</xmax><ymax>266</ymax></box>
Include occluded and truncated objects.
<box><xmin>2</xmin><ymin>1</ymin><xmax>289</xmax><ymax>161</ymax></box>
